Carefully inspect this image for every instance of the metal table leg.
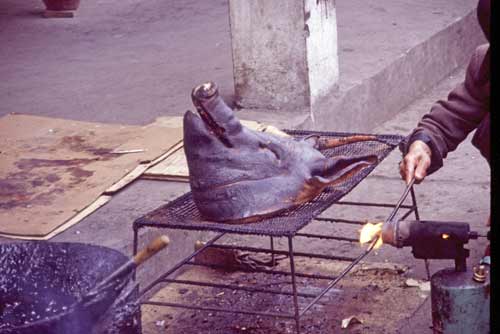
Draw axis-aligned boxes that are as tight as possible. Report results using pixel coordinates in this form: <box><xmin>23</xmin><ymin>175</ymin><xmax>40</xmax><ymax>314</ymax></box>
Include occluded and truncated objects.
<box><xmin>288</xmin><ymin>236</ymin><xmax>301</xmax><ymax>334</ymax></box>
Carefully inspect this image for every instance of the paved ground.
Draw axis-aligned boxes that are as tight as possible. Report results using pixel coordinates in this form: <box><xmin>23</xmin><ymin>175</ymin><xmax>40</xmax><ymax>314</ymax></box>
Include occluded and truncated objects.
<box><xmin>1</xmin><ymin>0</ymin><xmax>479</xmax><ymax>126</ymax></box>
<box><xmin>0</xmin><ymin>0</ymin><xmax>489</xmax><ymax>332</ymax></box>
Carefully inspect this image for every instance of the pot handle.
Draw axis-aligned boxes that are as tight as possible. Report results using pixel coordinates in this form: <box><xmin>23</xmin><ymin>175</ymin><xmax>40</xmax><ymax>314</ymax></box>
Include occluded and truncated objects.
<box><xmin>133</xmin><ymin>235</ymin><xmax>170</xmax><ymax>265</ymax></box>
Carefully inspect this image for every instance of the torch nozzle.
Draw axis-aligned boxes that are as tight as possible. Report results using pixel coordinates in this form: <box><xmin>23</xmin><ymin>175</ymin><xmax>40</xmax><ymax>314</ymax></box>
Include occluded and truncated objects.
<box><xmin>469</xmin><ymin>231</ymin><xmax>490</xmax><ymax>239</ymax></box>
<box><xmin>468</xmin><ymin>231</ymin><xmax>479</xmax><ymax>239</ymax></box>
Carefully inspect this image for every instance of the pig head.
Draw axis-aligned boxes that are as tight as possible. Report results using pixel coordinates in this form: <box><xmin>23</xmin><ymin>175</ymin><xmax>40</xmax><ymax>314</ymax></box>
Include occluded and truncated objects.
<box><xmin>183</xmin><ymin>82</ymin><xmax>378</xmax><ymax>223</ymax></box>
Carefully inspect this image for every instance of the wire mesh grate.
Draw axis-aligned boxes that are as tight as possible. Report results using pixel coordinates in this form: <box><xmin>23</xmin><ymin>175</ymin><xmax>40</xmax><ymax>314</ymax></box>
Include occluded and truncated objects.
<box><xmin>134</xmin><ymin>130</ymin><xmax>404</xmax><ymax>236</ymax></box>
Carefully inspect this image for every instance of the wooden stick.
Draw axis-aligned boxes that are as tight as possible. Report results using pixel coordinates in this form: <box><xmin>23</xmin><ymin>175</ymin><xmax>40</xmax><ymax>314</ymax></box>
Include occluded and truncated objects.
<box><xmin>133</xmin><ymin>235</ymin><xmax>170</xmax><ymax>265</ymax></box>
<box><xmin>91</xmin><ymin>235</ymin><xmax>170</xmax><ymax>292</ymax></box>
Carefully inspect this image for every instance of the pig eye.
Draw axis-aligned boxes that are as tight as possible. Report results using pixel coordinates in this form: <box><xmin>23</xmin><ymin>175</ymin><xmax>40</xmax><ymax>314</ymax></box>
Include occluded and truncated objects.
<box><xmin>259</xmin><ymin>142</ymin><xmax>281</xmax><ymax>161</ymax></box>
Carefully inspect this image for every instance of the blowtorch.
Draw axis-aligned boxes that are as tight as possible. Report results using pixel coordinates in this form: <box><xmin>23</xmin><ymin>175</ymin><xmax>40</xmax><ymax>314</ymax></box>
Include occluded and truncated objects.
<box><xmin>376</xmin><ymin>178</ymin><xmax>490</xmax><ymax>334</ymax></box>
<box><xmin>380</xmin><ymin>218</ymin><xmax>485</xmax><ymax>272</ymax></box>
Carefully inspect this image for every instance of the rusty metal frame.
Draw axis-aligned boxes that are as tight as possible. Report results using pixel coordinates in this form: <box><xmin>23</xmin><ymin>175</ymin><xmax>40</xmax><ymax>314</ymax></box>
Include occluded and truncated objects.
<box><xmin>133</xmin><ymin>194</ymin><xmax>419</xmax><ymax>334</ymax></box>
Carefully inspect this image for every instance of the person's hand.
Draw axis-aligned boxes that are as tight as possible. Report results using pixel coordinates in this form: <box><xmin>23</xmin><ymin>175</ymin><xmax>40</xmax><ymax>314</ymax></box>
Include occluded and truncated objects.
<box><xmin>399</xmin><ymin>140</ymin><xmax>432</xmax><ymax>184</ymax></box>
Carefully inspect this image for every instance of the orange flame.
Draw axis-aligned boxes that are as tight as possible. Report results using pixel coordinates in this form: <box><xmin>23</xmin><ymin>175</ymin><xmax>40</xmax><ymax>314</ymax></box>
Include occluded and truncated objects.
<box><xmin>442</xmin><ymin>233</ymin><xmax>450</xmax><ymax>239</ymax></box>
<box><xmin>359</xmin><ymin>222</ymin><xmax>384</xmax><ymax>249</ymax></box>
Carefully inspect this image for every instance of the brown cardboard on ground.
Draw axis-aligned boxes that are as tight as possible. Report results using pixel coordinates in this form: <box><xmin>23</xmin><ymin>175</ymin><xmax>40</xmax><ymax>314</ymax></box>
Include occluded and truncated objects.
<box><xmin>0</xmin><ymin>114</ymin><xmax>182</xmax><ymax>239</ymax></box>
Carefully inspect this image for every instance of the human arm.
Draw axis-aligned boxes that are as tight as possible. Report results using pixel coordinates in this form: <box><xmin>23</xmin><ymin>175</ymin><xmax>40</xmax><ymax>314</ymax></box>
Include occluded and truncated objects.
<box><xmin>399</xmin><ymin>44</ymin><xmax>490</xmax><ymax>183</ymax></box>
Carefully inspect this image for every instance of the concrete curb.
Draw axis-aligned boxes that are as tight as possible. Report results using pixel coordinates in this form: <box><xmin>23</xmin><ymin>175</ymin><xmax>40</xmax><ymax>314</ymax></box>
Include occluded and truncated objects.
<box><xmin>298</xmin><ymin>9</ymin><xmax>485</xmax><ymax>133</ymax></box>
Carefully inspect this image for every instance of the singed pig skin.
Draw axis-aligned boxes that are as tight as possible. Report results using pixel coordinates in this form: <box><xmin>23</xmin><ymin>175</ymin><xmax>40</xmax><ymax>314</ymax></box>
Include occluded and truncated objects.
<box><xmin>184</xmin><ymin>82</ymin><xmax>378</xmax><ymax>223</ymax></box>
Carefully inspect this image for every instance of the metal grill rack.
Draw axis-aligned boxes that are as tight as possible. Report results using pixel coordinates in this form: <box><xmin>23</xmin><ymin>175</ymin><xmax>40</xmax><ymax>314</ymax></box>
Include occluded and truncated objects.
<box><xmin>132</xmin><ymin>130</ymin><xmax>420</xmax><ymax>334</ymax></box>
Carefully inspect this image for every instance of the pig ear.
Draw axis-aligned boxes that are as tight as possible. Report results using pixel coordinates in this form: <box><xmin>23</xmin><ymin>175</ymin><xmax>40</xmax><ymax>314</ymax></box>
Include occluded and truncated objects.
<box><xmin>295</xmin><ymin>175</ymin><xmax>332</xmax><ymax>204</ymax></box>
<box><xmin>307</xmin><ymin>171</ymin><xmax>354</xmax><ymax>190</ymax></box>
<box><xmin>307</xmin><ymin>175</ymin><xmax>332</xmax><ymax>188</ymax></box>
<box><xmin>315</xmin><ymin>155</ymin><xmax>377</xmax><ymax>187</ymax></box>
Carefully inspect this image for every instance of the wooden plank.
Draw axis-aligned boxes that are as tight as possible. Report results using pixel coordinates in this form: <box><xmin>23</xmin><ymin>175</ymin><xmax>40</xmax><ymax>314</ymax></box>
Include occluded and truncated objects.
<box><xmin>103</xmin><ymin>163</ymin><xmax>151</xmax><ymax>195</ymax></box>
<box><xmin>141</xmin><ymin>174</ymin><xmax>189</xmax><ymax>182</ymax></box>
<box><xmin>104</xmin><ymin>140</ymin><xmax>184</xmax><ymax>194</ymax></box>
<box><xmin>143</xmin><ymin>148</ymin><xmax>187</xmax><ymax>179</ymax></box>
<box><xmin>148</xmin><ymin>140</ymin><xmax>184</xmax><ymax>166</ymax></box>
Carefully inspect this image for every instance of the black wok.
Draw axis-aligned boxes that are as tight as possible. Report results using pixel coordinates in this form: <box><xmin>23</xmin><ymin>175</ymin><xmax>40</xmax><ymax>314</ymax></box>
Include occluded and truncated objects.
<box><xmin>0</xmin><ymin>238</ymin><xmax>168</xmax><ymax>334</ymax></box>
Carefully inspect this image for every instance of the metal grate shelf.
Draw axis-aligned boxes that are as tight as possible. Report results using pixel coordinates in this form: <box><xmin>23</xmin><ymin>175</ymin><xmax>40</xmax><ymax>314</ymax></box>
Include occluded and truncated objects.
<box><xmin>133</xmin><ymin>130</ymin><xmax>419</xmax><ymax>334</ymax></box>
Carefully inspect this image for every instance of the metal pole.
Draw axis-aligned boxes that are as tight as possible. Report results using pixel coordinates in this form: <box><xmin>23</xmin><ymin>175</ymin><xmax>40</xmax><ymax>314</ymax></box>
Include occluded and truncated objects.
<box><xmin>188</xmin><ymin>261</ymin><xmax>338</xmax><ymax>280</ymax></box>
<box><xmin>138</xmin><ymin>232</ymin><xmax>225</xmax><ymax>298</ymax></box>
<box><xmin>133</xmin><ymin>227</ymin><xmax>139</xmax><ymax>256</ymax></box>
<box><xmin>386</xmin><ymin>178</ymin><xmax>415</xmax><ymax>223</ymax></box>
<box><xmin>208</xmin><ymin>243</ymin><xmax>357</xmax><ymax>262</ymax></box>
<box><xmin>300</xmin><ymin>241</ymin><xmax>376</xmax><ymax>316</ymax></box>
<box><xmin>288</xmin><ymin>237</ymin><xmax>301</xmax><ymax>334</ymax></box>
<box><xmin>410</xmin><ymin>186</ymin><xmax>420</xmax><ymax>220</ymax></box>
<box><xmin>160</xmin><ymin>278</ymin><xmax>318</xmax><ymax>298</ymax></box>
<box><xmin>132</xmin><ymin>226</ymin><xmax>139</xmax><ymax>281</ymax></box>
<box><xmin>142</xmin><ymin>300</ymin><xmax>296</xmax><ymax>319</ymax></box>
<box><xmin>410</xmin><ymin>185</ymin><xmax>430</xmax><ymax>279</ymax></box>
<box><xmin>335</xmin><ymin>200</ymin><xmax>414</xmax><ymax>209</ymax></box>
<box><xmin>270</xmin><ymin>236</ymin><xmax>276</xmax><ymax>266</ymax></box>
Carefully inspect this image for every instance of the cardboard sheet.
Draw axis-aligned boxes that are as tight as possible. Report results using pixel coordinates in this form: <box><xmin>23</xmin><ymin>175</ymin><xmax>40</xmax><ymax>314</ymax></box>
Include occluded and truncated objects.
<box><xmin>0</xmin><ymin>114</ymin><xmax>183</xmax><ymax>238</ymax></box>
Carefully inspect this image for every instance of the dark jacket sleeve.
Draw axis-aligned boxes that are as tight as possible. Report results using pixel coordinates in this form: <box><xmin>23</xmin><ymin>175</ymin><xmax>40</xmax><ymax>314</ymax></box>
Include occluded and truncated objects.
<box><xmin>401</xmin><ymin>44</ymin><xmax>490</xmax><ymax>174</ymax></box>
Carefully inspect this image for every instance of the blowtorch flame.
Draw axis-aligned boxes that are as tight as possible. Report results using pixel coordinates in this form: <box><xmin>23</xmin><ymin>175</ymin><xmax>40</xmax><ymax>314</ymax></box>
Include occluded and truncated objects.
<box><xmin>359</xmin><ymin>222</ymin><xmax>384</xmax><ymax>249</ymax></box>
